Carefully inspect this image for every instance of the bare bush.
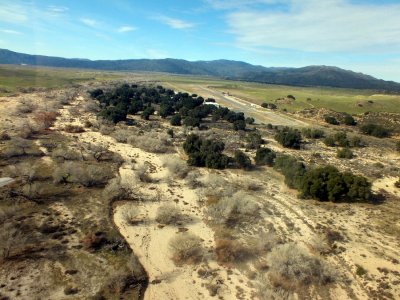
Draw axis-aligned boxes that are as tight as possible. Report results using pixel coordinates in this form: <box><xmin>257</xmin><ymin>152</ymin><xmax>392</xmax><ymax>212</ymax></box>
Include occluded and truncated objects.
<box><xmin>6</xmin><ymin>161</ymin><xmax>52</xmax><ymax>182</ymax></box>
<box><xmin>0</xmin><ymin>224</ymin><xmax>27</xmax><ymax>261</ymax></box>
<box><xmin>21</xmin><ymin>182</ymin><xmax>66</xmax><ymax>199</ymax></box>
<box><xmin>64</xmin><ymin>124</ymin><xmax>85</xmax><ymax>133</ymax></box>
<box><xmin>84</xmin><ymin>100</ymin><xmax>100</xmax><ymax>113</ymax></box>
<box><xmin>239</xmin><ymin>178</ymin><xmax>263</xmax><ymax>191</ymax></box>
<box><xmin>169</xmin><ymin>233</ymin><xmax>204</xmax><ymax>265</ymax></box>
<box><xmin>15</xmin><ymin>100</ymin><xmax>36</xmax><ymax>114</ymax></box>
<box><xmin>0</xmin><ymin>131</ymin><xmax>11</xmax><ymax>141</ymax></box>
<box><xmin>18</xmin><ymin>121</ymin><xmax>38</xmax><ymax>139</ymax></box>
<box><xmin>122</xmin><ymin>208</ymin><xmax>141</xmax><ymax>225</ymax></box>
<box><xmin>155</xmin><ymin>204</ymin><xmax>184</xmax><ymax>225</ymax></box>
<box><xmin>267</xmin><ymin>243</ymin><xmax>336</xmax><ymax>289</ymax></box>
<box><xmin>0</xmin><ymin>138</ymin><xmax>43</xmax><ymax>159</ymax></box>
<box><xmin>53</xmin><ymin>162</ymin><xmax>111</xmax><ymax>187</ymax></box>
<box><xmin>162</xmin><ymin>156</ymin><xmax>189</xmax><ymax>179</ymax></box>
<box><xmin>111</xmin><ymin>129</ymin><xmax>132</xmax><ymax>143</ymax></box>
<box><xmin>33</xmin><ymin>111</ymin><xmax>59</xmax><ymax>129</ymax></box>
<box><xmin>185</xmin><ymin>171</ymin><xmax>202</xmax><ymax>189</ymax></box>
<box><xmin>215</xmin><ymin>238</ymin><xmax>251</xmax><ymax>264</ymax></box>
<box><xmin>207</xmin><ymin>191</ymin><xmax>259</xmax><ymax>226</ymax></box>
<box><xmin>52</xmin><ymin>145</ymin><xmax>82</xmax><ymax>161</ymax></box>
<box><xmin>100</xmin><ymin>125</ymin><xmax>115</xmax><ymax>135</ymax></box>
<box><xmin>135</xmin><ymin>163</ymin><xmax>152</xmax><ymax>183</ymax></box>
<box><xmin>103</xmin><ymin>176</ymin><xmax>137</xmax><ymax>201</ymax></box>
<box><xmin>87</xmin><ymin>143</ymin><xmax>122</xmax><ymax>163</ymax></box>
<box><xmin>128</xmin><ymin>132</ymin><xmax>171</xmax><ymax>153</ymax></box>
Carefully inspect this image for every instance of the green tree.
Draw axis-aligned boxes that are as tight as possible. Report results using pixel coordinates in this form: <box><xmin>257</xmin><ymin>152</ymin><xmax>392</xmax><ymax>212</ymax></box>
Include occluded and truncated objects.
<box><xmin>234</xmin><ymin>150</ymin><xmax>252</xmax><ymax>170</ymax></box>
<box><xmin>170</xmin><ymin>114</ymin><xmax>182</xmax><ymax>126</ymax></box>
<box><xmin>255</xmin><ymin>148</ymin><xmax>276</xmax><ymax>166</ymax></box>
<box><xmin>274</xmin><ymin>127</ymin><xmax>302</xmax><ymax>149</ymax></box>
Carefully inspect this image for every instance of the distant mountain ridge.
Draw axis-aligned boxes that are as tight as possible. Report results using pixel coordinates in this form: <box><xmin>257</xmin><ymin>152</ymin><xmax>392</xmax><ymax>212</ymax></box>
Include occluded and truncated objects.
<box><xmin>1</xmin><ymin>48</ymin><xmax>400</xmax><ymax>92</ymax></box>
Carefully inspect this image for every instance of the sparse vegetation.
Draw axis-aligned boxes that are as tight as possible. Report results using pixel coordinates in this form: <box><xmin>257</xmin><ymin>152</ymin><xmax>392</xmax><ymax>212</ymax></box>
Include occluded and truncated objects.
<box><xmin>169</xmin><ymin>233</ymin><xmax>203</xmax><ymax>265</ymax></box>
<box><xmin>360</xmin><ymin>123</ymin><xmax>391</xmax><ymax>138</ymax></box>
<box><xmin>337</xmin><ymin>147</ymin><xmax>354</xmax><ymax>159</ymax></box>
<box><xmin>155</xmin><ymin>204</ymin><xmax>184</xmax><ymax>225</ymax></box>
<box><xmin>255</xmin><ymin>147</ymin><xmax>276</xmax><ymax>166</ymax></box>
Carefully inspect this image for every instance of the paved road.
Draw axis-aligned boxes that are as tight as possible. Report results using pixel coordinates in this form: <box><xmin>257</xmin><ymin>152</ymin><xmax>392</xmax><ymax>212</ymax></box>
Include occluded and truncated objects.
<box><xmin>197</xmin><ymin>86</ymin><xmax>307</xmax><ymax>127</ymax></box>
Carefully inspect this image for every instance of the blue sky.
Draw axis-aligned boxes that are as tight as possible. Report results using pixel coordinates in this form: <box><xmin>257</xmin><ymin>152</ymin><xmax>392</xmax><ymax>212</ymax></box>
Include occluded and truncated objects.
<box><xmin>1</xmin><ymin>0</ymin><xmax>400</xmax><ymax>81</ymax></box>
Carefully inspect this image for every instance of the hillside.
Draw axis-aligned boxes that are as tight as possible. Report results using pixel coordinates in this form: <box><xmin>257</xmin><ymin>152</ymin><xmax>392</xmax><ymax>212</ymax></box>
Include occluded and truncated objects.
<box><xmin>1</xmin><ymin>48</ymin><xmax>400</xmax><ymax>92</ymax></box>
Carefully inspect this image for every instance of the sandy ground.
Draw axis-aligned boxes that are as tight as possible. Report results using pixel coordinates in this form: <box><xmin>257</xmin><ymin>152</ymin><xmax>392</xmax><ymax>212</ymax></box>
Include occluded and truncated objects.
<box><xmin>49</xmin><ymin>91</ymin><xmax>400</xmax><ymax>299</ymax></box>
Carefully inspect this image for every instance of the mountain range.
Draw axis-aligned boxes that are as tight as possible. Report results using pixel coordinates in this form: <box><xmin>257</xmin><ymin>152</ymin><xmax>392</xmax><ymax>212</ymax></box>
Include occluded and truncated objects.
<box><xmin>1</xmin><ymin>48</ymin><xmax>400</xmax><ymax>92</ymax></box>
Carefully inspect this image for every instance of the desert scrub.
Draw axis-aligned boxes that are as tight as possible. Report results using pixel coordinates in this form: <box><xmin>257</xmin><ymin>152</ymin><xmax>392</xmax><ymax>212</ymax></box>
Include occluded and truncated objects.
<box><xmin>207</xmin><ymin>191</ymin><xmax>259</xmax><ymax>227</ymax></box>
<box><xmin>64</xmin><ymin>124</ymin><xmax>85</xmax><ymax>133</ymax></box>
<box><xmin>336</xmin><ymin>148</ymin><xmax>354</xmax><ymax>159</ymax></box>
<box><xmin>122</xmin><ymin>208</ymin><xmax>141</xmax><ymax>225</ymax></box>
<box><xmin>15</xmin><ymin>99</ymin><xmax>37</xmax><ymax>114</ymax></box>
<box><xmin>52</xmin><ymin>145</ymin><xmax>82</xmax><ymax>161</ymax></box>
<box><xmin>103</xmin><ymin>176</ymin><xmax>137</xmax><ymax>201</ymax></box>
<box><xmin>53</xmin><ymin>162</ymin><xmax>112</xmax><ymax>187</ymax></box>
<box><xmin>169</xmin><ymin>233</ymin><xmax>204</xmax><ymax>265</ymax></box>
<box><xmin>267</xmin><ymin>243</ymin><xmax>336</xmax><ymax>289</ymax></box>
<box><xmin>162</xmin><ymin>155</ymin><xmax>189</xmax><ymax>179</ymax></box>
<box><xmin>0</xmin><ymin>138</ymin><xmax>43</xmax><ymax>159</ymax></box>
<box><xmin>111</xmin><ymin>129</ymin><xmax>134</xmax><ymax>143</ymax></box>
<box><xmin>215</xmin><ymin>238</ymin><xmax>251</xmax><ymax>264</ymax></box>
<box><xmin>128</xmin><ymin>132</ymin><xmax>171</xmax><ymax>153</ymax></box>
<box><xmin>155</xmin><ymin>204</ymin><xmax>184</xmax><ymax>225</ymax></box>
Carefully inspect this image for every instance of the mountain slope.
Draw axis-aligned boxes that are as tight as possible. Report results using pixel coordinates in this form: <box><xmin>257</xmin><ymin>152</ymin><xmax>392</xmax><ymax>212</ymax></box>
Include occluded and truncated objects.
<box><xmin>1</xmin><ymin>49</ymin><xmax>399</xmax><ymax>92</ymax></box>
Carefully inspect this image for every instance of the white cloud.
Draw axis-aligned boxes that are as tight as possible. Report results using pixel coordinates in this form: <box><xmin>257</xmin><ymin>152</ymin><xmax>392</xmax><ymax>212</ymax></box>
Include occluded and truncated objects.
<box><xmin>0</xmin><ymin>3</ymin><xmax>28</xmax><ymax>23</ymax></box>
<box><xmin>80</xmin><ymin>18</ymin><xmax>99</xmax><ymax>28</ymax></box>
<box><xmin>47</xmin><ymin>5</ymin><xmax>69</xmax><ymax>14</ymax></box>
<box><xmin>155</xmin><ymin>16</ymin><xmax>194</xmax><ymax>29</ymax></box>
<box><xmin>117</xmin><ymin>26</ymin><xmax>137</xmax><ymax>33</ymax></box>
<box><xmin>0</xmin><ymin>29</ymin><xmax>22</xmax><ymax>35</ymax></box>
<box><xmin>226</xmin><ymin>0</ymin><xmax>400</xmax><ymax>53</ymax></box>
<box><xmin>205</xmin><ymin>0</ymin><xmax>287</xmax><ymax>10</ymax></box>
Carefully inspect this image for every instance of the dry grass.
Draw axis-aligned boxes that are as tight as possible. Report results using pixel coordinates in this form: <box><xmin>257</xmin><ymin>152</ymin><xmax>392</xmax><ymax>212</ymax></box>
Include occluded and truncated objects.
<box><xmin>52</xmin><ymin>145</ymin><xmax>82</xmax><ymax>161</ymax></box>
<box><xmin>33</xmin><ymin>111</ymin><xmax>59</xmax><ymax>130</ymax></box>
<box><xmin>169</xmin><ymin>233</ymin><xmax>204</xmax><ymax>265</ymax></box>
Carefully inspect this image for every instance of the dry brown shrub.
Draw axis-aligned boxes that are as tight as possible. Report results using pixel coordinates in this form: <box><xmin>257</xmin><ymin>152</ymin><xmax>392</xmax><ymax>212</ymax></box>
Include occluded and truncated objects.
<box><xmin>33</xmin><ymin>111</ymin><xmax>59</xmax><ymax>129</ymax></box>
<box><xmin>84</xmin><ymin>101</ymin><xmax>100</xmax><ymax>113</ymax></box>
<box><xmin>0</xmin><ymin>131</ymin><xmax>11</xmax><ymax>141</ymax></box>
<box><xmin>128</xmin><ymin>132</ymin><xmax>171</xmax><ymax>153</ymax></box>
<box><xmin>122</xmin><ymin>208</ymin><xmax>141</xmax><ymax>225</ymax></box>
<box><xmin>0</xmin><ymin>224</ymin><xmax>27</xmax><ymax>261</ymax></box>
<box><xmin>21</xmin><ymin>182</ymin><xmax>67</xmax><ymax>199</ymax></box>
<box><xmin>207</xmin><ymin>191</ymin><xmax>259</xmax><ymax>226</ymax></box>
<box><xmin>103</xmin><ymin>176</ymin><xmax>137</xmax><ymax>201</ymax></box>
<box><xmin>215</xmin><ymin>238</ymin><xmax>251</xmax><ymax>264</ymax></box>
<box><xmin>51</xmin><ymin>145</ymin><xmax>82</xmax><ymax>161</ymax></box>
<box><xmin>15</xmin><ymin>100</ymin><xmax>36</xmax><ymax>114</ymax></box>
<box><xmin>169</xmin><ymin>233</ymin><xmax>203</xmax><ymax>265</ymax></box>
<box><xmin>267</xmin><ymin>243</ymin><xmax>336</xmax><ymax>290</ymax></box>
<box><xmin>53</xmin><ymin>162</ymin><xmax>111</xmax><ymax>187</ymax></box>
<box><xmin>0</xmin><ymin>138</ymin><xmax>43</xmax><ymax>158</ymax></box>
<box><xmin>162</xmin><ymin>156</ymin><xmax>189</xmax><ymax>179</ymax></box>
<box><xmin>64</xmin><ymin>124</ymin><xmax>85</xmax><ymax>133</ymax></box>
<box><xmin>155</xmin><ymin>204</ymin><xmax>184</xmax><ymax>225</ymax></box>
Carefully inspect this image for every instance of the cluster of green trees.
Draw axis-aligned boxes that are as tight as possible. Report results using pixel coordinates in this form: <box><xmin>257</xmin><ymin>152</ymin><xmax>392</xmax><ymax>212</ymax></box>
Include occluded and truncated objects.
<box><xmin>183</xmin><ymin>134</ymin><xmax>230</xmax><ymax>169</ymax></box>
<box><xmin>274</xmin><ymin>127</ymin><xmax>302</xmax><ymax>149</ymax></box>
<box><xmin>90</xmin><ymin>84</ymin><xmax>248</xmax><ymax>131</ymax></box>
<box><xmin>274</xmin><ymin>155</ymin><xmax>371</xmax><ymax>202</ymax></box>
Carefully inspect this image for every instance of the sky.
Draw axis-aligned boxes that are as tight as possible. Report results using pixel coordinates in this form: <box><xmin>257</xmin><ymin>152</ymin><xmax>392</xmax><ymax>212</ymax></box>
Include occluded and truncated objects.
<box><xmin>1</xmin><ymin>0</ymin><xmax>400</xmax><ymax>81</ymax></box>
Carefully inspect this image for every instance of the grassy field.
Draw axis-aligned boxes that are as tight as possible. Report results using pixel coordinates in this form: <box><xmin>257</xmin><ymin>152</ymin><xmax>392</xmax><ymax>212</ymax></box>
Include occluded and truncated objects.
<box><xmin>0</xmin><ymin>65</ymin><xmax>123</xmax><ymax>95</ymax></box>
<box><xmin>153</xmin><ymin>74</ymin><xmax>400</xmax><ymax>114</ymax></box>
<box><xmin>1</xmin><ymin>65</ymin><xmax>399</xmax><ymax>114</ymax></box>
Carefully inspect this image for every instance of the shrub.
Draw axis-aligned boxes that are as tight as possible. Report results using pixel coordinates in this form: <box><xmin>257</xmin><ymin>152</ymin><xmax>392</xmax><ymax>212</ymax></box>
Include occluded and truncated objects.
<box><xmin>207</xmin><ymin>191</ymin><xmax>259</xmax><ymax>226</ymax></box>
<box><xmin>155</xmin><ymin>204</ymin><xmax>184</xmax><ymax>225</ymax></box>
<box><xmin>343</xmin><ymin>114</ymin><xmax>356</xmax><ymax>125</ymax></box>
<box><xmin>16</xmin><ymin>101</ymin><xmax>36</xmax><ymax>114</ymax></box>
<box><xmin>215</xmin><ymin>238</ymin><xmax>251</xmax><ymax>264</ymax></box>
<box><xmin>267</xmin><ymin>243</ymin><xmax>336</xmax><ymax>287</ymax></box>
<box><xmin>246</xmin><ymin>132</ymin><xmax>263</xmax><ymax>149</ymax></box>
<box><xmin>301</xmin><ymin>128</ymin><xmax>325</xmax><ymax>139</ymax></box>
<box><xmin>128</xmin><ymin>132</ymin><xmax>171</xmax><ymax>153</ymax></box>
<box><xmin>255</xmin><ymin>147</ymin><xmax>276</xmax><ymax>166</ymax></box>
<box><xmin>274</xmin><ymin>155</ymin><xmax>306</xmax><ymax>189</ymax></box>
<box><xmin>1</xmin><ymin>138</ymin><xmax>43</xmax><ymax>158</ymax></box>
<box><xmin>111</xmin><ymin>129</ymin><xmax>132</xmax><ymax>143</ymax></box>
<box><xmin>323</xmin><ymin>136</ymin><xmax>336</xmax><ymax>147</ymax></box>
<box><xmin>233</xmin><ymin>119</ymin><xmax>246</xmax><ymax>131</ymax></box>
<box><xmin>183</xmin><ymin>134</ymin><xmax>229</xmax><ymax>169</ymax></box>
<box><xmin>324</xmin><ymin>116</ymin><xmax>339</xmax><ymax>125</ymax></box>
<box><xmin>274</xmin><ymin>127</ymin><xmax>302</xmax><ymax>149</ymax></box>
<box><xmin>162</xmin><ymin>156</ymin><xmax>189</xmax><ymax>179</ymax></box>
<box><xmin>169</xmin><ymin>233</ymin><xmax>203</xmax><ymax>265</ymax></box>
<box><xmin>245</xmin><ymin>117</ymin><xmax>255</xmax><ymax>124</ymax></box>
<box><xmin>337</xmin><ymin>148</ymin><xmax>353</xmax><ymax>159</ymax></box>
<box><xmin>183</xmin><ymin>116</ymin><xmax>201</xmax><ymax>127</ymax></box>
<box><xmin>360</xmin><ymin>123</ymin><xmax>391</xmax><ymax>138</ymax></box>
<box><xmin>53</xmin><ymin>162</ymin><xmax>111</xmax><ymax>187</ymax></box>
<box><xmin>122</xmin><ymin>208</ymin><xmax>140</xmax><ymax>225</ymax></box>
<box><xmin>0</xmin><ymin>131</ymin><xmax>11</xmax><ymax>141</ymax></box>
<box><xmin>334</xmin><ymin>132</ymin><xmax>349</xmax><ymax>147</ymax></box>
<box><xmin>349</xmin><ymin>135</ymin><xmax>365</xmax><ymax>148</ymax></box>
<box><xmin>0</xmin><ymin>225</ymin><xmax>27</xmax><ymax>261</ymax></box>
<box><xmin>33</xmin><ymin>111</ymin><xmax>59</xmax><ymax>129</ymax></box>
<box><xmin>141</xmin><ymin>106</ymin><xmax>155</xmax><ymax>120</ymax></box>
<box><xmin>396</xmin><ymin>141</ymin><xmax>400</xmax><ymax>152</ymax></box>
<box><xmin>170</xmin><ymin>114</ymin><xmax>182</xmax><ymax>126</ymax></box>
<box><xmin>234</xmin><ymin>150</ymin><xmax>252</xmax><ymax>170</ymax></box>
<box><xmin>64</xmin><ymin>125</ymin><xmax>85</xmax><ymax>133</ymax></box>
<box><xmin>103</xmin><ymin>176</ymin><xmax>136</xmax><ymax>201</ymax></box>
<box><xmin>100</xmin><ymin>106</ymin><xmax>127</xmax><ymax>123</ymax></box>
